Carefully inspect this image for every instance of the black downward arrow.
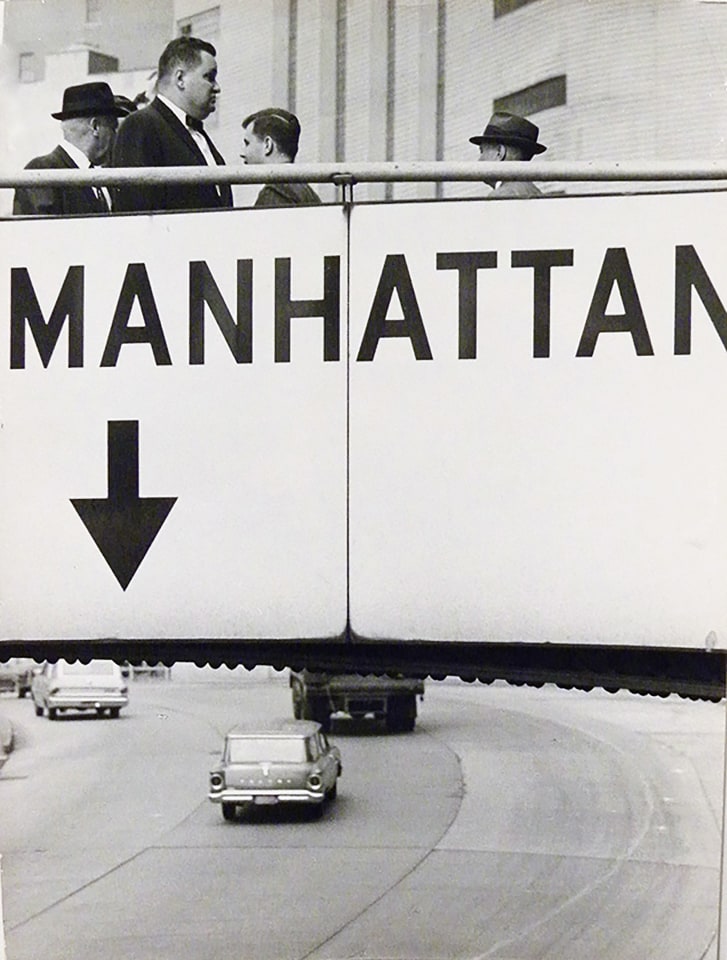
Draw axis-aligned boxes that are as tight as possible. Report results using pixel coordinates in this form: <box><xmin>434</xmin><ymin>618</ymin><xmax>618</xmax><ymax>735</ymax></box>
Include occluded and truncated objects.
<box><xmin>71</xmin><ymin>421</ymin><xmax>177</xmax><ymax>590</ymax></box>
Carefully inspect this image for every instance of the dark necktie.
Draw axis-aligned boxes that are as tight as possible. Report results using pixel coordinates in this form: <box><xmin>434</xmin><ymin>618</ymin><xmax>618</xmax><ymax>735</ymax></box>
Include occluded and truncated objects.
<box><xmin>186</xmin><ymin>115</ymin><xmax>223</xmax><ymax>201</ymax></box>
<box><xmin>89</xmin><ymin>164</ymin><xmax>109</xmax><ymax>211</ymax></box>
<box><xmin>185</xmin><ymin>114</ymin><xmax>220</xmax><ymax>162</ymax></box>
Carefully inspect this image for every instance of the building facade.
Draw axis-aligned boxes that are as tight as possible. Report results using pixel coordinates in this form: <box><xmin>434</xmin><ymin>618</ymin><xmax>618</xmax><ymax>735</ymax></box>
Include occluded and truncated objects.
<box><xmin>3</xmin><ymin>0</ymin><xmax>174</xmax><ymax>78</ymax></box>
<box><xmin>2</xmin><ymin>0</ymin><xmax>727</xmax><ymax>211</ymax></box>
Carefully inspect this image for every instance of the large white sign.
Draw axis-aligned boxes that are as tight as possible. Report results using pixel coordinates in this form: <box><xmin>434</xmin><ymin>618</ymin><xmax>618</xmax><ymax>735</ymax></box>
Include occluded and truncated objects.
<box><xmin>2</xmin><ymin>193</ymin><xmax>726</xmax><ymax>648</ymax></box>
<box><xmin>0</xmin><ymin>207</ymin><xmax>348</xmax><ymax>640</ymax></box>
<box><xmin>349</xmin><ymin>192</ymin><xmax>727</xmax><ymax>649</ymax></box>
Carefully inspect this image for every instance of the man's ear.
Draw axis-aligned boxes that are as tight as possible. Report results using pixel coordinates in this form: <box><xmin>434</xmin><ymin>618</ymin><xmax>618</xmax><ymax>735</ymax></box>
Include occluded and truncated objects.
<box><xmin>496</xmin><ymin>143</ymin><xmax>508</xmax><ymax>161</ymax></box>
<box><xmin>263</xmin><ymin>135</ymin><xmax>275</xmax><ymax>157</ymax></box>
<box><xmin>175</xmin><ymin>67</ymin><xmax>186</xmax><ymax>89</ymax></box>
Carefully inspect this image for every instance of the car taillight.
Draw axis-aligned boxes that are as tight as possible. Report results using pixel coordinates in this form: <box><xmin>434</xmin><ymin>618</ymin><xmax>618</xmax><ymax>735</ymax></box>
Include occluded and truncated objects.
<box><xmin>210</xmin><ymin>772</ymin><xmax>225</xmax><ymax>790</ymax></box>
<box><xmin>307</xmin><ymin>773</ymin><xmax>322</xmax><ymax>790</ymax></box>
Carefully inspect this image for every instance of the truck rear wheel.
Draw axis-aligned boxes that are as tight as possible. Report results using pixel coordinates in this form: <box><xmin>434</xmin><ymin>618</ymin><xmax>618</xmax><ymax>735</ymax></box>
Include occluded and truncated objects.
<box><xmin>312</xmin><ymin>700</ymin><xmax>331</xmax><ymax>732</ymax></box>
<box><xmin>386</xmin><ymin>695</ymin><xmax>417</xmax><ymax>732</ymax></box>
<box><xmin>301</xmin><ymin>696</ymin><xmax>331</xmax><ymax>732</ymax></box>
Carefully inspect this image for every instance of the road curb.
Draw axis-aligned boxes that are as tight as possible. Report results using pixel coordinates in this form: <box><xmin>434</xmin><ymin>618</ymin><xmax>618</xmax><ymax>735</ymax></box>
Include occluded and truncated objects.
<box><xmin>0</xmin><ymin>716</ymin><xmax>14</xmax><ymax>770</ymax></box>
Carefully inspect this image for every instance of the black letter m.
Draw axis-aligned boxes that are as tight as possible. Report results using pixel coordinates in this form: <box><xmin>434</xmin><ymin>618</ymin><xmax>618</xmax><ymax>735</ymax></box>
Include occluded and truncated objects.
<box><xmin>11</xmin><ymin>266</ymin><xmax>84</xmax><ymax>368</ymax></box>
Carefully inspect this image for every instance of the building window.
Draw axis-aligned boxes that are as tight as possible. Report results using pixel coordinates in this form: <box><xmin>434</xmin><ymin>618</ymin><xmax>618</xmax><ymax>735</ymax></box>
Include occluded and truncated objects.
<box><xmin>494</xmin><ymin>74</ymin><xmax>566</xmax><ymax>116</ymax></box>
<box><xmin>178</xmin><ymin>6</ymin><xmax>220</xmax><ymax>41</ymax></box>
<box><xmin>19</xmin><ymin>52</ymin><xmax>36</xmax><ymax>83</ymax></box>
<box><xmin>89</xmin><ymin>52</ymin><xmax>119</xmax><ymax>74</ymax></box>
<box><xmin>86</xmin><ymin>0</ymin><xmax>101</xmax><ymax>24</ymax></box>
<box><xmin>494</xmin><ymin>0</ymin><xmax>542</xmax><ymax>16</ymax></box>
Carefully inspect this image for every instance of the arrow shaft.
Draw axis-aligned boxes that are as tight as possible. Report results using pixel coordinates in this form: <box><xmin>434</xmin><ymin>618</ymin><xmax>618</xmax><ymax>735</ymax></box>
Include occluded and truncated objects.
<box><xmin>108</xmin><ymin>420</ymin><xmax>139</xmax><ymax>504</ymax></box>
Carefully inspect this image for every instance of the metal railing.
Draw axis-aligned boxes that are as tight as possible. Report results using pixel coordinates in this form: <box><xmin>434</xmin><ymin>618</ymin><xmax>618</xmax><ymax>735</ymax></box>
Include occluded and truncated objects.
<box><xmin>2</xmin><ymin>159</ymin><xmax>727</xmax><ymax>191</ymax></box>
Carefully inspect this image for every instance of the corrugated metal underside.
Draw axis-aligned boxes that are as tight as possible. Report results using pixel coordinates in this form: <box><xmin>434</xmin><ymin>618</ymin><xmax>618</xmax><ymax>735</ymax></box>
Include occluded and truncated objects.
<box><xmin>0</xmin><ymin>639</ymin><xmax>723</xmax><ymax>702</ymax></box>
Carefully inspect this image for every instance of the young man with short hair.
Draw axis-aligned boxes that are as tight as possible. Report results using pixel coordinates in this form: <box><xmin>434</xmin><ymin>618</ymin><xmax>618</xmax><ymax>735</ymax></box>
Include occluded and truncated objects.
<box><xmin>240</xmin><ymin>108</ymin><xmax>321</xmax><ymax>207</ymax></box>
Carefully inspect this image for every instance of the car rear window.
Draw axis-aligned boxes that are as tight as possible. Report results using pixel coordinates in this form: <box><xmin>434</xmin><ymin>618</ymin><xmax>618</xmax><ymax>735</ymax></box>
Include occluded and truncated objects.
<box><xmin>227</xmin><ymin>738</ymin><xmax>309</xmax><ymax>763</ymax></box>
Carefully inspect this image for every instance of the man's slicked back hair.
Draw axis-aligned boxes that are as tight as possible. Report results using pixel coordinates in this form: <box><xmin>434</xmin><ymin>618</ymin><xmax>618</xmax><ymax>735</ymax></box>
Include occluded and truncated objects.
<box><xmin>158</xmin><ymin>36</ymin><xmax>217</xmax><ymax>81</ymax></box>
<box><xmin>242</xmin><ymin>108</ymin><xmax>302</xmax><ymax>161</ymax></box>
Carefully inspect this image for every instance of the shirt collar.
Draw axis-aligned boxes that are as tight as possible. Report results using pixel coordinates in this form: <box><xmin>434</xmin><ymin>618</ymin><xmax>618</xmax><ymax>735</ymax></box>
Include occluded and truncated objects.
<box><xmin>157</xmin><ymin>93</ymin><xmax>189</xmax><ymax>127</ymax></box>
<box><xmin>60</xmin><ymin>139</ymin><xmax>92</xmax><ymax>169</ymax></box>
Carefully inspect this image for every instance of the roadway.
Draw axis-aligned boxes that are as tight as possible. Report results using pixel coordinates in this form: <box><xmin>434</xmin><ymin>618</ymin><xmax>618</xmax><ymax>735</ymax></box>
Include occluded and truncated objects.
<box><xmin>0</xmin><ymin>667</ymin><xmax>723</xmax><ymax>960</ymax></box>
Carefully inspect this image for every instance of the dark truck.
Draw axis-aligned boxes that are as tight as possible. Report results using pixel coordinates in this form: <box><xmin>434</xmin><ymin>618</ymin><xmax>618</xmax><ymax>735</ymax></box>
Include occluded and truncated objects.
<box><xmin>289</xmin><ymin>670</ymin><xmax>425</xmax><ymax>732</ymax></box>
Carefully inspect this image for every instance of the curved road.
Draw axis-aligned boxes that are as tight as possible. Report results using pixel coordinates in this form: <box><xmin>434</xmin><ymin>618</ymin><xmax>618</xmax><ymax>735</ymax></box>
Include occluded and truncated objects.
<box><xmin>0</xmin><ymin>669</ymin><xmax>722</xmax><ymax>960</ymax></box>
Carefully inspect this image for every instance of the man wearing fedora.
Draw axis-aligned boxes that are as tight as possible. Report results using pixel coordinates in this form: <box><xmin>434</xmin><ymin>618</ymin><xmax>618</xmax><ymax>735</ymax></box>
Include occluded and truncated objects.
<box><xmin>112</xmin><ymin>35</ymin><xmax>232</xmax><ymax>213</ymax></box>
<box><xmin>469</xmin><ymin>111</ymin><xmax>546</xmax><ymax>199</ymax></box>
<box><xmin>13</xmin><ymin>81</ymin><xmax>125</xmax><ymax>217</ymax></box>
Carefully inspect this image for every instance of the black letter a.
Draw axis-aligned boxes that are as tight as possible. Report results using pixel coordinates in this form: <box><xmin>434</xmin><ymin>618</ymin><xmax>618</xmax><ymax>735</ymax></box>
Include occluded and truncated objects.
<box><xmin>357</xmin><ymin>254</ymin><xmax>433</xmax><ymax>361</ymax></box>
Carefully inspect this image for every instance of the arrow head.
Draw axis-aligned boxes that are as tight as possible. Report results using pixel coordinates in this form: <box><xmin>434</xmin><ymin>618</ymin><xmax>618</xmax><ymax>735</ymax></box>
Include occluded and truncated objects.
<box><xmin>71</xmin><ymin>496</ymin><xmax>177</xmax><ymax>590</ymax></box>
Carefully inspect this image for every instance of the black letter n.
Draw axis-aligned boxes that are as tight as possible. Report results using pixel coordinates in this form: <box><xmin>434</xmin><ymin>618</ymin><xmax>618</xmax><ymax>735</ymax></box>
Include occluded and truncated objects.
<box><xmin>11</xmin><ymin>266</ymin><xmax>84</xmax><ymax>368</ymax></box>
<box><xmin>675</xmin><ymin>245</ymin><xmax>727</xmax><ymax>355</ymax></box>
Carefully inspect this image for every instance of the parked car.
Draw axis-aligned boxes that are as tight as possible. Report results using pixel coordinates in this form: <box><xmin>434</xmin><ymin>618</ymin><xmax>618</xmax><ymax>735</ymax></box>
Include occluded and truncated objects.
<box><xmin>209</xmin><ymin>719</ymin><xmax>342</xmax><ymax>821</ymax></box>
<box><xmin>0</xmin><ymin>659</ymin><xmax>36</xmax><ymax>698</ymax></box>
<box><xmin>31</xmin><ymin>660</ymin><xmax>128</xmax><ymax>720</ymax></box>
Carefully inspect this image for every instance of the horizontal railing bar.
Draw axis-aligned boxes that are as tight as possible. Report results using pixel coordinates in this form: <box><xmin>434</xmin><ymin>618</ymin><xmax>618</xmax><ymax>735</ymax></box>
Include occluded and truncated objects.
<box><xmin>1</xmin><ymin>160</ymin><xmax>727</xmax><ymax>189</ymax></box>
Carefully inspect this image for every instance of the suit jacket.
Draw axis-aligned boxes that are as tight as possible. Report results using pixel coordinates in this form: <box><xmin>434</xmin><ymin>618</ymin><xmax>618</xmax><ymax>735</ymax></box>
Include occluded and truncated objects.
<box><xmin>488</xmin><ymin>180</ymin><xmax>542</xmax><ymax>199</ymax></box>
<box><xmin>255</xmin><ymin>181</ymin><xmax>322</xmax><ymax>207</ymax></box>
<box><xmin>13</xmin><ymin>145</ymin><xmax>109</xmax><ymax>217</ymax></box>
<box><xmin>112</xmin><ymin>98</ymin><xmax>233</xmax><ymax>213</ymax></box>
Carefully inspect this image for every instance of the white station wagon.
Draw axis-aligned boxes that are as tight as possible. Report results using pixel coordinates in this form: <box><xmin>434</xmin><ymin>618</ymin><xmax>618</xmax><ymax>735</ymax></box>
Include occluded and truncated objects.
<box><xmin>209</xmin><ymin>719</ymin><xmax>342</xmax><ymax>821</ymax></box>
<box><xmin>31</xmin><ymin>660</ymin><xmax>128</xmax><ymax>720</ymax></box>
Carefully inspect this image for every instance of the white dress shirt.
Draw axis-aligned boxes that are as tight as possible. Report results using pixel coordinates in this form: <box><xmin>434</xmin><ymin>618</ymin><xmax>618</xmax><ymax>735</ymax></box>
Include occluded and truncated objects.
<box><xmin>60</xmin><ymin>139</ymin><xmax>111</xmax><ymax>209</ymax></box>
<box><xmin>156</xmin><ymin>94</ymin><xmax>218</xmax><ymax>168</ymax></box>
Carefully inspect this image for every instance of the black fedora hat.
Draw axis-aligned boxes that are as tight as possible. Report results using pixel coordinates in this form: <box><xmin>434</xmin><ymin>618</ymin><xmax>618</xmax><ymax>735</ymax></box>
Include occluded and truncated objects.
<box><xmin>469</xmin><ymin>111</ymin><xmax>546</xmax><ymax>155</ymax></box>
<box><xmin>51</xmin><ymin>82</ymin><xmax>127</xmax><ymax>120</ymax></box>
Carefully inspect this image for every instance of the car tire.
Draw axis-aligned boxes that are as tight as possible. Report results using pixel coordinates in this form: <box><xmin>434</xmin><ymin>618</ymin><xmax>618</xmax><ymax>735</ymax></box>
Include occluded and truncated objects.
<box><xmin>222</xmin><ymin>802</ymin><xmax>237</xmax><ymax>822</ymax></box>
<box><xmin>34</xmin><ymin>701</ymin><xmax>43</xmax><ymax>717</ymax></box>
<box><xmin>325</xmin><ymin>781</ymin><xmax>338</xmax><ymax>802</ymax></box>
<box><xmin>48</xmin><ymin>707</ymin><xmax>58</xmax><ymax>721</ymax></box>
<box><xmin>109</xmin><ymin>708</ymin><xmax>120</xmax><ymax>719</ymax></box>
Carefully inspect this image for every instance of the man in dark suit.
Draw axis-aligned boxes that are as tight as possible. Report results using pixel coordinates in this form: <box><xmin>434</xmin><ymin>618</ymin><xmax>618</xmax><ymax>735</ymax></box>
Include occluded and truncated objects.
<box><xmin>13</xmin><ymin>81</ymin><xmax>125</xmax><ymax>216</ymax></box>
<box><xmin>469</xmin><ymin>111</ymin><xmax>547</xmax><ymax>198</ymax></box>
<box><xmin>112</xmin><ymin>35</ymin><xmax>233</xmax><ymax>212</ymax></box>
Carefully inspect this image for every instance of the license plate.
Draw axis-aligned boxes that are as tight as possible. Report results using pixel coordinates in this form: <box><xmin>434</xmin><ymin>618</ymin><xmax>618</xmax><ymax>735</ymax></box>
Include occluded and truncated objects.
<box><xmin>254</xmin><ymin>796</ymin><xmax>278</xmax><ymax>805</ymax></box>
